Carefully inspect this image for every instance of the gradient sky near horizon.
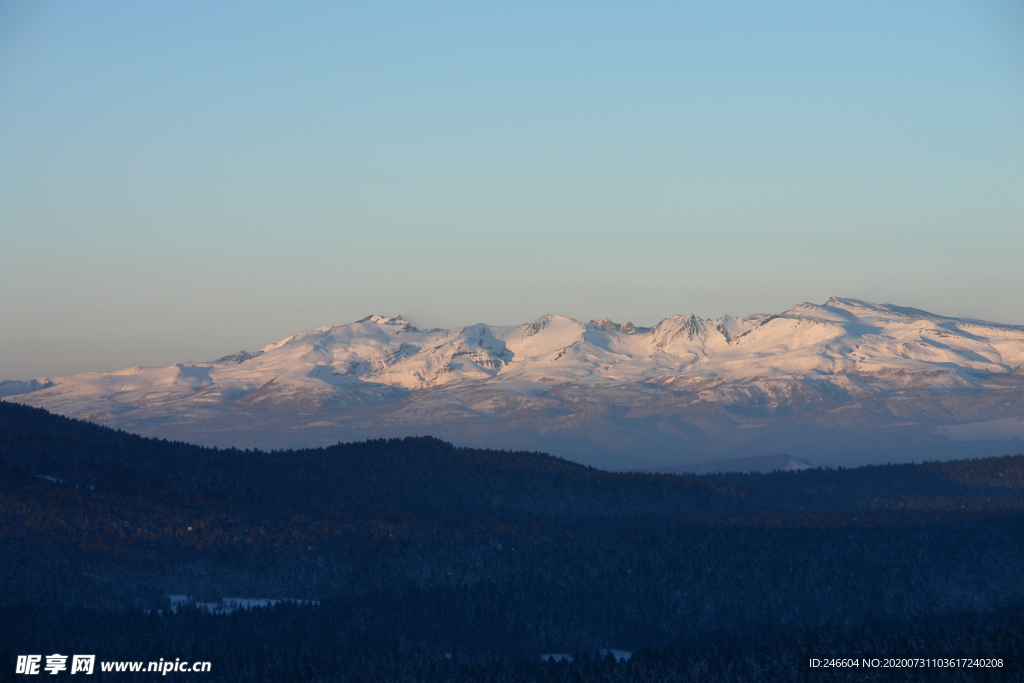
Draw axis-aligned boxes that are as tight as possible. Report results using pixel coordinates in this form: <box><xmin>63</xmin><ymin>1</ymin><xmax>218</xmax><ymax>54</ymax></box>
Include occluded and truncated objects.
<box><xmin>2</xmin><ymin>0</ymin><xmax>1022</xmax><ymax>378</ymax></box>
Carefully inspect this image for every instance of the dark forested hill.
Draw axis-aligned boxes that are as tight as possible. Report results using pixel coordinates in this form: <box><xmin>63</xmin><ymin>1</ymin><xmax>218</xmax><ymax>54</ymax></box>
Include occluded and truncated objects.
<box><xmin>1</xmin><ymin>400</ymin><xmax>1022</xmax><ymax>681</ymax></box>
<box><xmin>0</xmin><ymin>400</ymin><xmax>738</xmax><ymax>527</ymax></box>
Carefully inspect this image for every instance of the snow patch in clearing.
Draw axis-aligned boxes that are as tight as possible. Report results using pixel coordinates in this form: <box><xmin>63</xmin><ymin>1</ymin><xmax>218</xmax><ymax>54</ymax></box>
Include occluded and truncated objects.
<box><xmin>166</xmin><ymin>595</ymin><xmax>318</xmax><ymax>614</ymax></box>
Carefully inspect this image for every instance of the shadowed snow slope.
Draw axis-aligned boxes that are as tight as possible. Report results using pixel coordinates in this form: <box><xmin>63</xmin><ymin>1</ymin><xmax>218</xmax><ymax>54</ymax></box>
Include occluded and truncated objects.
<box><xmin>4</xmin><ymin>298</ymin><xmax>1024</xmax><ymax>469</ymax></box>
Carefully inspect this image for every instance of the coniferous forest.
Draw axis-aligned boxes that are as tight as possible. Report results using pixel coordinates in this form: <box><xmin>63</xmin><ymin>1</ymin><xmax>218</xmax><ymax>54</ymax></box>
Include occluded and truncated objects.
<box><xmin>1</xmin><ymin>400</ymin><xmax>1022</xmax><ymax>681</ymax></box>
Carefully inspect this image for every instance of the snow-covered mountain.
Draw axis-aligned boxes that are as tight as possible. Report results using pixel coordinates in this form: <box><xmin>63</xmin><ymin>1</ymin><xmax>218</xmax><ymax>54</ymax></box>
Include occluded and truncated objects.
<box><xmin>4</xmin><ymin>298</ymin><xmax>1024</xmax><ymax>469</ymax></box>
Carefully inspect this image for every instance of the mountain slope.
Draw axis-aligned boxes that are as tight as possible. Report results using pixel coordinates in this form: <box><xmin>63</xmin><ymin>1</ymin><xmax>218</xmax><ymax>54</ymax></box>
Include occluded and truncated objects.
<box><xmin>4</xmin><ymin>298</ymin><xmax>1024</xmax><ymax>468</ymax></box>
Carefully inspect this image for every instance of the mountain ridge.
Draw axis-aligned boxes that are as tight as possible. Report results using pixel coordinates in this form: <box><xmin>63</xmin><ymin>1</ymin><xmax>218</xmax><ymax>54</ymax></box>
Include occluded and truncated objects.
<box><xmin>4</xmin><ymin>297</ymin><xmax>1024</xmax><ymax>469</ymax></box>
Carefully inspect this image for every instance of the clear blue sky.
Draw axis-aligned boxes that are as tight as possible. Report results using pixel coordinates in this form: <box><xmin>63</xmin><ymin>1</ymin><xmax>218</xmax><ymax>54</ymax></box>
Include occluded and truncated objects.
<box><xmin>2</xmin><ymin>1</ymin><xmax>1022</xmax><ymax>378</ymax></box>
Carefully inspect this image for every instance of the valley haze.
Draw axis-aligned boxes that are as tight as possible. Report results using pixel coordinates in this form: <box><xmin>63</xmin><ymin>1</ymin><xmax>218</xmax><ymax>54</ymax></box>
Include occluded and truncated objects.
<box><xmin>4</xmin><ymin>297</ymin><xmax>1024</xmax><ymax>470</ymax></box>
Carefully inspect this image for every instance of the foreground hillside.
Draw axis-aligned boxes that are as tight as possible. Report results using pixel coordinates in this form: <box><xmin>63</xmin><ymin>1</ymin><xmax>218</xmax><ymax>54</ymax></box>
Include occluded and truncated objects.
<box><xmin>4</xmin><ymin>297</ymin><xmax>1024</xmax><ymax>468</ymax></box>
<box><xmin>1</xmin><ymin>401</ymin><xmax>1023</xmax><ymax>680</ymax></box>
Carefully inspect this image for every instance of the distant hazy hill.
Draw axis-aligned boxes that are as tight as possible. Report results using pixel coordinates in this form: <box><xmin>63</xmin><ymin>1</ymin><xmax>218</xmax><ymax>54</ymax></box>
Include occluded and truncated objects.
<box><xmin>4</xmin><ymin>297</ymin><xmax>1024</xmax><ymax>468</ymax></box>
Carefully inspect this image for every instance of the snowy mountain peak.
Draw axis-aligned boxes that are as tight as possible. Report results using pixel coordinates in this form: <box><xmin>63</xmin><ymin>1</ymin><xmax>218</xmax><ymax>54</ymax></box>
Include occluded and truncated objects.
<box><xmin>356</xmin><ymin>315</ymin><xmax>413</xmax><ymax>327</ymax></box>
<box><xmin>588</xmin><ymin>319</ymin><xmax>640</xmax><ymax>334</ymax></box>
<box><xmin>823</xmin><ymin>297</ymin><xmax>946</xmax><ymax>321</ymax></box>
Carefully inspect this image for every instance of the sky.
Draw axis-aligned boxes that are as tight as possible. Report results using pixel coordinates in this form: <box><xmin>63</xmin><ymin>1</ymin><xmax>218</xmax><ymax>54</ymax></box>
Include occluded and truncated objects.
<box><xmin>1</xmin><ymin>0</ymin><xmax>1022</xmax><ymax>379</ymax></box>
